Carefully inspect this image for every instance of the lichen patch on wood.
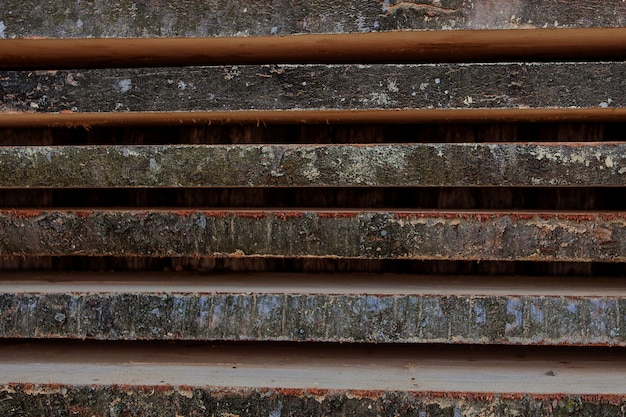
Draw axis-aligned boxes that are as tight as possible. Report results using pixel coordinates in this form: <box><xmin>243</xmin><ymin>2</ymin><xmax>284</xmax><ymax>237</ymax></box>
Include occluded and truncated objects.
<box><xmin>1</xmin><ymin>143</ymin><xmax>626</xmax><ymax>188</ymax></box>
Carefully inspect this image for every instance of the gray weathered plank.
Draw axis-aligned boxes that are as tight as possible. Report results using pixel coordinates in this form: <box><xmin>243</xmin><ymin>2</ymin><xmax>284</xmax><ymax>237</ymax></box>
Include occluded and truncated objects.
<box><xmin>1</xmin><ymin>210</ymin><xmax>624</xmax><ymax>261</ymax></box>
<box><xmin>2</xmin><ymin>285</ymin><xmax>624</xmax><ymax>345</ymax></box>
<box><xmin>2</xmin><ymin>63</ymin><xmax>623</xmax><ymax>114</ymax></box>
<box><xmin>0</xmin><ymin>0</ymin><xmax>624</xmax><ymax>38</ymax></box>
<box><xmin>2</xmin><ymin>143</ymin><xmax>626</xmax><ymax>188</ymax></box>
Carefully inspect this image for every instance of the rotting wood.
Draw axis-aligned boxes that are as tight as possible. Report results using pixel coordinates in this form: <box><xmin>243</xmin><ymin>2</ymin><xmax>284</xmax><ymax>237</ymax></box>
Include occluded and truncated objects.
<box><xmin>0</xmin><ymin>0</ymin><xmax>625</xmax><ymax>38</ymax></box>
<box><xmin>1</xmin><ymin>210</ymin><xmax>624</xmax><ymax>261</ymax></box>
<box><xmin>2</xmin><ymin>62</ymin><xmax>624</xmax><ymax>114</ymax></box>
<box><xmin>3</xmin><ymin>29</ymin><xmax>626</xmax><ymax>69</ymax></box>
<box><xmin>1</xmin><ymin>275</ymin><xmax>625</xmax><ymax>344</ymax></box>
<box><xmin>2</xmin><ymin>143</ymin><xmax>626</xmax><ymax>188</ymax></box>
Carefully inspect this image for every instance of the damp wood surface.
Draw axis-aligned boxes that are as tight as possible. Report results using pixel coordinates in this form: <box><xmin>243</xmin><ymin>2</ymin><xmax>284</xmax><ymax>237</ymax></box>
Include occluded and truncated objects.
<box><xmin>0</xmin><ymin>209</ymin><xmax>624</xmax><ymax>262</ymax></box>
<box><xmin>0</xmin><ymin>0</ymin><xmax>625</xmax><ymax>39</ymax></box>
<box><xmin>2</xmin><ymin>143</ymin><xmax>626</xmax><ymax>188</ymax></box>
<box><xmin>1</xmin><ymin>62</ymin><xmax>625</xmax><ymax>114</ymax></box>
<box><xmin>2</xmin><ymin>273</ymin><xmax>626</xmax><ymax>344</ymax></box>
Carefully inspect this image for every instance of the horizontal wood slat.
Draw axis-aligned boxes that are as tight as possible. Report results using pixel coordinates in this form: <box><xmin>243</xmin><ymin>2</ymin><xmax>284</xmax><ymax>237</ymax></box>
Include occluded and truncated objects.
<box><xmin>1</xmin><ymin>210</ymin><xmax>623</xmax><ymax>261</ymax></box>
<box><xmin>3</xmin><ymin>108</ymin><xmax>626</xmax><ymax>128</ymax></box>
<box><xmin>2</xmin><ymin>342</ymin><xmax>626</xmax><ymax>416</ymax></box>
<box><xmin>2</xmin><ymin>62</ymin><xmax>624</xmax><ymax>114</ymax></box>
<box><xmin>3</xmin><ymin>29</ymin><xmax>626</xmax><ymax>69</ymax></box>
<box><xmin>1</xmin><ymin>0</ymin><xmax>624</xmax><ymax>38</ymax></box>
<box><xmin>2</xmin><ymin>143</ymin><xmax>626</xmax><ymax>188</ymax></box>
<box><xmin>1</xmin><ymin>273</ymin><xmax>625</xmax><ymax>345</ymax></box>
<box><xmin>3</xmin><ymin>0</ymin><xmax>626</xmax><ymax>413</ymax></box>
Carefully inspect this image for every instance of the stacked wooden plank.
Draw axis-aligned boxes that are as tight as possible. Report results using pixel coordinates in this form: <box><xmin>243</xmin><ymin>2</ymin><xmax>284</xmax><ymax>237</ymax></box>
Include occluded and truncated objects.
<box><xmin>1</xmin><ymin>1</ymin><xmax>626</xmax><ymax>415</ymax></box>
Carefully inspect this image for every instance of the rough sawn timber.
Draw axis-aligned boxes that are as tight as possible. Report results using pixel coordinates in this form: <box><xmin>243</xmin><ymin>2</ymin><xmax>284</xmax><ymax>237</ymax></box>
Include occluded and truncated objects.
<box><xmin>2</xmin><ymin>273</ymin><xmax>626</xmax><ymax>345</ymax></box>
<box><xmin>1</xmin><ymin>62</ymin><xmax>624</xmax><ymax>114</ymax></box>
<box><xmin>1</xmin><ymin>210</ymin><xmax>624</xmax><ymax>261</ymax></box>
<box><xmin>2</xmin><ymin>143</ymin><xmax>626</xmax><ymax>187</ymax></box>
<box><xmin>0</xmin><ymin>0</ymin><xmax>625</xmax><ymax>38</ymax></box>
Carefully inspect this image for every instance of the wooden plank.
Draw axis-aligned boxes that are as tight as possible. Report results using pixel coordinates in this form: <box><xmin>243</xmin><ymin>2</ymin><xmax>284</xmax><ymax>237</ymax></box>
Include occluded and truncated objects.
<box><xmin>2</xmin><ymin>143</ymin><xmax>626</xmax><ymax>188</ymax></box>
<box><xmin>2</xmin><ymin>342</ymin><xmax>626</xmax><ymax>416</ymax></box>
<box><xmin>2</xmin><ymin>62</ymin><xmax>623</xmax><ymax>114</ymax></box>
<box><xmin>0</xmin><ymin>0</ymin><xmax>624</xmax><ymax>38</ymax></box>
<box><xmin>2</xmin><ymin>108</ymin><xmax>626</xmax><ymax>127</ymax></box>
<box><xmin>3</xmin><ymin>29</ymin><xmax>626</xmax><ymax>69</ymax></box>
<box><xmin>1</xmin><ymin>273</ymin><xmax>625</xmax><ymax>345</ymax></box>
<box><xmin>1</xmin><ymin>210</ymin><xmax>624</xmax><ymax>261</ymax></box>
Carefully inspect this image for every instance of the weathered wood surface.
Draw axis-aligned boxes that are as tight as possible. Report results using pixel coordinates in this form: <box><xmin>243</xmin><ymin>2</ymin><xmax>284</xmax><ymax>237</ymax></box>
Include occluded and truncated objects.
<box><xmin>0</xmin><ymin>0</ymin><xmax>624</xmax><ymax>39</ymax></box>
<box><xmin>1</xmin><ymin>62</ymin><xmax>624</xmax><ymax>114</ymax></box>
<box><xmin>1</xmin><ymin>210</ymin><xmax>624</xmax><ymax>261</ymax></box>
<box><xmin>2</xmin><ymin>143</ymin><xmax>626</xmax><ymax>188</ymax></box>
<box><xmin>2</xmin><ymin>280</ymin><xmax>625</xmax><ymax>344</ymax></box>
<box><xmin>3</xmin><ymin>384</ymin><xmax>625</xmax><ymax>417</ymax></box>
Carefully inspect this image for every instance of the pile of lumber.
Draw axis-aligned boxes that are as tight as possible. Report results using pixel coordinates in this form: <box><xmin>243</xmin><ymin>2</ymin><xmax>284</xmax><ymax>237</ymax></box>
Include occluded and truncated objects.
<box><xmin>1</xmin><ymin>1</ymin><xmax>626</xmax><ymax>415</ymax></box>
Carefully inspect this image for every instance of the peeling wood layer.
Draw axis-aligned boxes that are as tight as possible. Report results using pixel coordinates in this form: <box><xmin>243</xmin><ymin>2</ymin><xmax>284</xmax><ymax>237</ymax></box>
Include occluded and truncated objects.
<box><xmin>2</xmin><ymin>289</ymin><xmax>626</xmax><ymax>345</ymax></box>
<box><xmin>1</xmin><ymin>210</ymin><xmax>624</xmax><ymax>261</ymax></box>
<box><xmin>0</xmin><ymin>0</ymin><xmax>625</xmax><ymax>39</ymax></box>
<box><xmin>2</xmin><ymin>62</ymin><xmax>625</xmax><ymax>114</ymax></box>
<box><xmin>2</xmin><ymin>143</ymin><xmax>626</xmax><ymax>188</ymax></box>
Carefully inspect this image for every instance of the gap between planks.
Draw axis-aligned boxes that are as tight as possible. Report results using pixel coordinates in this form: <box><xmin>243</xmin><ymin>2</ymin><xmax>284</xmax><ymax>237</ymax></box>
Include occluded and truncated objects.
<box><xmin>1</xmin><ymin>109</ymin><xmax>626</xmax><ymax>128</ymax></box>
<box><xmin>2</xmin><ymin>271</ymin><xmax>626</xmax><ymax>297</ymax></box>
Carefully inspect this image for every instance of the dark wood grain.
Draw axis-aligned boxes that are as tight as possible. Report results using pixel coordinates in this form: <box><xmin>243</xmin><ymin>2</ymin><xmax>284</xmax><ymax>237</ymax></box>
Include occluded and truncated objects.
<box><xmin>2</xmin><ymin>62</ymin><xmax>624</xmax><ymax>114</ymax></box>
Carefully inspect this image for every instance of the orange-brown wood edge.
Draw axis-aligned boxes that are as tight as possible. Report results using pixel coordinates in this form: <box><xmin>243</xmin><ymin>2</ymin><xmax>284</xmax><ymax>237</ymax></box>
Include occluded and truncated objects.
<box><xmin>1</xmin><ymin>28</ymin><xmax>626</xmax><ymax>69</ymax></box>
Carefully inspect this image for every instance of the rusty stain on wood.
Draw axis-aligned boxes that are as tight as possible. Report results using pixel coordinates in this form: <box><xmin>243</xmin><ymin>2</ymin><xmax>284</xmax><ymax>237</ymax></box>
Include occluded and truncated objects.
<box><xmin>0</xmin><ymin>210</ymin><xmax>625</xmax><ymax>261</ymax></box>
<box><xmin>1</xmin><ymin>143</ymin><xmax>626</xmax><ymax>188</ymax></box>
